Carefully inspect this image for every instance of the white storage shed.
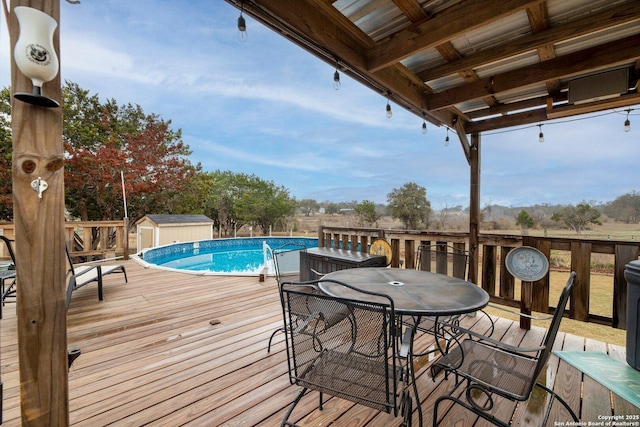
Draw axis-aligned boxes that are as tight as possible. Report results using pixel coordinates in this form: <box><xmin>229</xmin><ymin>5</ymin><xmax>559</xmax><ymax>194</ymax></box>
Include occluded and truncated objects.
<box><xmin>136</xmin><ymin>214</ymin><xmax>214</xmax><ymax>250</ymax></box>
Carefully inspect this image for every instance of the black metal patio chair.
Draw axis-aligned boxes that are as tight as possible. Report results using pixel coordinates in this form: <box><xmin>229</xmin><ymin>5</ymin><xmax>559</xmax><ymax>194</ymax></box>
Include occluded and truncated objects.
<box><xmin>267</xmin><ymin>243</ymin><xmax>310</xmax><ymax>352</ymax></box>
<box><xmin>0</xmin><ymin>236</ymin><xmax>17</xmax><ymax>307</ymax></box>
<box><xmin>415</xmin><ymin>243</ymin><xmax>469</xmax><ymax>280</ymax></box>
<box><xmin>431</xmin><ymin>271</ymin><xmax>578</xmax><ymax>427</ymax></box>
<box><xmin>279</xmin><ymin>278</ymin><xmax>417</xmax><ymax>426</ymax></box>
<box><xmin>411</xmin><ymin>243</ymin><xmax>494</xmax><ymax>354</ymax></box>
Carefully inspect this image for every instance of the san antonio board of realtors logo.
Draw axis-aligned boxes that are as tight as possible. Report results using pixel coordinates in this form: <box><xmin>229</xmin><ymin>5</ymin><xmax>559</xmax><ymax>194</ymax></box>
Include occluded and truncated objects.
<box><xmin>24</xmin><ymin>43</ymin><xmax>52</xmax><ymax>66</ymax></box>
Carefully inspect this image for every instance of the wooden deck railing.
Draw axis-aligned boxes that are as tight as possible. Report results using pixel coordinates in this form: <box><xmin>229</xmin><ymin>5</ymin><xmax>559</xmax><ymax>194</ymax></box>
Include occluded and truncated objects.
<box><xmin>1</xmin><ymin>220</ymin><xmax>129</xmax><ymax>261</ymax></box>
<box><xmin>318</xmin><ymin>225</ymin><xmax>640</xmax><ymax>331</ymax></box>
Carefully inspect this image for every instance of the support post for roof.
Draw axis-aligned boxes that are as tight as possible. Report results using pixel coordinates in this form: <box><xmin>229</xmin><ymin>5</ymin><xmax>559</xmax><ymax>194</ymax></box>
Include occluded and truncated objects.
<box><xmin>9</xmin><ymin>0</ymin><xmax>69</xmax><ymax>425</ymax></box>
<box><xmin>468</xmin><ymin>133</ymin><xmax>481</xmax><ymax>285</ymax></box>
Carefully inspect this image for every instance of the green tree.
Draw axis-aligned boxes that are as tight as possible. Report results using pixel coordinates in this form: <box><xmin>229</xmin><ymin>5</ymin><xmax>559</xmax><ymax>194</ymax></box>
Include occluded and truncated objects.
<box><xmin>387</xmin><ymin>182</ymin><xmax>431</xmax><ymax>230</ymax></box>
<box><xmin>515</xmin><ymin>210</ymin><xmax>535</xmax><ymax>230</ymax></box>
<box><xmin>201</xmin><ymin>170</ymin><xmax>244</xmax><ymax>235</ymax></box>
<box><xmin>324</xmin><ymin>203</ymin><xmax>340</xmax><ymax>215</ymax></box>
<box><xmin>192</xmin><ymin>170</ymin><xmax>296</xmax><ymax>236</ymax></box>
<box><xmin>354</xmin><ymin>200</ymin><xmax>379</xmax><ymax>226</ymax></box>
<box><xmin>298</xmin><ymin>199</ymin><xmax>319</xmax><ymax>216</ymax></box>
<box><xmin>0</xmin><ymin>88</ymin><xmax>12</xmax><ymax>220</ymax></box>
<box><xmin>235</xmin><ymin>175</ymin><xmax>297</xmax><ymax>234</ymax></box>
<box><xmin>178</xmin><ymin>171</ymin><xmax>217</xmax><ymax>215</ymax></box>
<box><xmin>551</xmin><ymin>202</ymin><xmax>602</xmax><ymax>234</ymax></box>
<box><xmin>603</xmin><ymin>191</ymin><xmax>640</xmax><ymax>223</ymax></box>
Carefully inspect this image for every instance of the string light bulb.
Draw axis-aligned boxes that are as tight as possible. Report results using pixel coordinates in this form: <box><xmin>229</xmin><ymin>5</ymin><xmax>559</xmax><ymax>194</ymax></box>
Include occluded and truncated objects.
<box><xmin>624</xmin><ymin>109</ymin><xmax>631</xmax><ymax>132</ymax></box>
<box><xmin>237</xmin><ymin>1</ymin><xmax>248</xmax><ymax>42</ymax></box>
<box><xmin>421</xmin><ymin>113</ymin><xmax>427</xmax><ymax>134</ymax></box>
<box><xmin>333</xmin><ymin>60</ymin><xmax>341</xmax><ymax>90</ymax></box>
<box><xmin>538</xmin><ymin>124</ymin><xmax>544</xmax><ymax>143</ymax></box>
<box><xmin>386</xmin><ymin>94</ymin><xmax>393</xmax><ymax>118</ymax></box>
<box><xmin>445</xmin><ymin>127</ymin><xmax>450</xmax><ymax>146</ymax></box>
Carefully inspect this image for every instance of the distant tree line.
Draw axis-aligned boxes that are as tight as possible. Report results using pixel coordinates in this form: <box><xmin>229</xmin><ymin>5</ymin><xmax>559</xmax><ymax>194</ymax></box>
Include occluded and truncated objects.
<box><xmin>305</xmin><ymin>192</ymin><xmax>634</xmax><ymax>235</ymax></box>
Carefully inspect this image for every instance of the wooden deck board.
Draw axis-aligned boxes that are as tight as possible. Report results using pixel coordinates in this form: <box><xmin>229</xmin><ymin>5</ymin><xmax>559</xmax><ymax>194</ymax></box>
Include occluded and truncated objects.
<box><xmin>1</xmin><ymin>259</ymin><xmax>638</xmax><ymax>426</ymax></box>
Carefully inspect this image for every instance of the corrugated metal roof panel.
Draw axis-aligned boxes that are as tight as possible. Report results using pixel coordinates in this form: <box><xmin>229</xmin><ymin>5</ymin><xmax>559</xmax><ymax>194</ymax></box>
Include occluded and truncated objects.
<box><xmin>455</xmin><ymin>99</ymin><xmax>489</xmax><ymax>113</ymax></box>
<box><xmin>474</xmin><ymin>51</ymin><xmax>541</xmax><ymax>80</ymax></box>
<box><xmin>547</xmin><ymin>0</ymin><xmax>631</xmax><ymax>26</ymax></box>
<box><xmin>426</xmin><ymin>74</ymin><xmax>466</xmax><ymax>92</ymax></box>
<box><xmin>450</xmin><ymin>10</ymin><xmax>531</xmax><ymax>57</ymax></box>
<box><xmin>554</xmin><ymin>19</ymin><xmax>640</xmax><ymax>56</ymax></box>
<box><xmin>401</xmin><ymin>48</ymin><xmax>447</xmax><ymax>72</ymax></box>
<box><xmin>334</xmin><ymin>0</ymin><xmax>410</xmax><ymax>41</ymax></box>
<box><xmin>494</xmin><ymin>83</ymin><xmax>550</xmax><ymax>104</ymax></box>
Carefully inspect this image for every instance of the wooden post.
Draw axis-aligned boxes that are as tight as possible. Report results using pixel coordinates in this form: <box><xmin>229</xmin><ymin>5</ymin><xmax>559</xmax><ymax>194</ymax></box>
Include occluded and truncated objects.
<box><xmin>10</xmin><ymin>1</ymin><xmax>68</xmax><ymax>425</ymax></box>
<box><xmin>468</xmin><ymin>133</ymin><xmax>481</xmax><ymax>284</ymax></box>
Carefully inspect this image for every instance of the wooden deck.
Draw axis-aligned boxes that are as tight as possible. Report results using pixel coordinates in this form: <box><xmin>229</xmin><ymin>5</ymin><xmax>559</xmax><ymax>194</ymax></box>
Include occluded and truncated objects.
<box><xmin>1</xmin><ymin>260</ymin><xmax>638</xmax><ymax>426</ymax></box>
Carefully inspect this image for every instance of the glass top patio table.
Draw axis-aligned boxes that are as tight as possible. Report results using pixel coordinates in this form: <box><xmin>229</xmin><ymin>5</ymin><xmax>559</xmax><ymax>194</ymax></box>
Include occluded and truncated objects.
<box><xmin>319</xmin><ymin>267</ymin><xmax>489</xmax><ymax>317</ymax></box>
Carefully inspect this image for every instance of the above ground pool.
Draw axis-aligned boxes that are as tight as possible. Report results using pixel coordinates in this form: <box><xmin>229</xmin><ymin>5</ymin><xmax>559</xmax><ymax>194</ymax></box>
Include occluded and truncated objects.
<box><xmin>135</xmin><ymin>237</ymin><xmax>318</xmax><ymax>276</ymax></box>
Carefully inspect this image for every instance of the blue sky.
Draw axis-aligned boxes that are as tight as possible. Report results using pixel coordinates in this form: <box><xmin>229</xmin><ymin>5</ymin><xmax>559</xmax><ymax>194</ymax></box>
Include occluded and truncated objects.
<box><xmin>1</xmin><ymin>1</ymin><xmax>638</xmax><ymax>209</ymax></box>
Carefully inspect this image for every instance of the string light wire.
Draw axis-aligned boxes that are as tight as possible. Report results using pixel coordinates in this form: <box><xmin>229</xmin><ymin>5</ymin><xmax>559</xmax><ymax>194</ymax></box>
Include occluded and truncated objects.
<box><xmin>482</xmin><ymin>107</ymin><xmax>640</xmax><ymax>137</ymax></box>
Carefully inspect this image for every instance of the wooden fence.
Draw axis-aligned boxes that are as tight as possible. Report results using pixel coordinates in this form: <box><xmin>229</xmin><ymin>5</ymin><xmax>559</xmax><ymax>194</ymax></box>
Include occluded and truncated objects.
<box><xmin>317</xmin><ymin>225</ymin><xmax>640</xmax><ymax>330</ymax></box>
<box><xmin>1</xmin><ymin>220</ymin><xmax>129</xmax><ymax>261</ymax></box>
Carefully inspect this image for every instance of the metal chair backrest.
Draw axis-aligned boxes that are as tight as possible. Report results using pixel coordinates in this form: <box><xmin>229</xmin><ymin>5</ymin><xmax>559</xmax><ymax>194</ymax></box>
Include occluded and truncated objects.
<box><xmin>416</xmin><ymin>243</ymin><xmax>470</xmax><ymax>280</ymax></box>
<box><xmin>0</xmin><ymin>236</ymin><xmax>16</xmax><ymax>266</ymax></box>
<box><xmin>271</xmin><ymin>243</ymin><xmax>308</xmax><ymax>285</ymax></box>
<box><xmin>280</xmin><ymin>279</ymin><xmax>401</xmax><ymax>415</ymax></box>
<box><xmin>533</xmin><ymin>271</ymin><xmax>576</xmax><ymax>381</ymax></box>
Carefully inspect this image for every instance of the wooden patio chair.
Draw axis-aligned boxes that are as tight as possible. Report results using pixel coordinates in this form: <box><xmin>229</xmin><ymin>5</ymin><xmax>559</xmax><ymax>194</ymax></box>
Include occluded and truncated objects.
<box><xmin>431</xmin><ymin>272</ymin><xmax>578</xmax><ymax>427</ymax></box>
<box><xmin>66</xmin><ymin>245</ymin><xmax>128</xmax><ymax>308</ymax></box>
<box><xmin>279</xmin><ymin>279</ymin><xmax>417</xmax><ymax>426</ymax></box>
<box><xmin>0</xmin><ymin>236</ymin><xmax>17</xmax><ymax>306</ymax></box>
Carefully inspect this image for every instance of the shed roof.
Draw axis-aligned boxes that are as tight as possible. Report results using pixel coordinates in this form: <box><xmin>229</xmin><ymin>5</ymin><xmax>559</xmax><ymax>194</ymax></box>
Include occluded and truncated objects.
<box><xmin>137</xmin><ymin>215</ymin><xmax>214</xmax><ymax>226</ymax></box>
<box><xmin>225</xmin><ymin>0</ymin><xmax>640</xmax><ymax>149</ymax></box>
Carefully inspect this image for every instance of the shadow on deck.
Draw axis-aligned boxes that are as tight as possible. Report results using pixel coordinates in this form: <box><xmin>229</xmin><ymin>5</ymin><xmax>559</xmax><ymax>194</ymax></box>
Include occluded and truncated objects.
<box><xmin>0</xmin><ymin>260</ymin><xmax>637</xmax><ymax>425</ymax></box>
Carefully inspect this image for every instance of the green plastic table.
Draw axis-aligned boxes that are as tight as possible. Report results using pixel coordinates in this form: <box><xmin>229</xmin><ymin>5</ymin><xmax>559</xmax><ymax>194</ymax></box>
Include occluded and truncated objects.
<box><xmin>553</xmin><ymin>350</ymin><xmax>640</xmax><ymax>408</ymax></box>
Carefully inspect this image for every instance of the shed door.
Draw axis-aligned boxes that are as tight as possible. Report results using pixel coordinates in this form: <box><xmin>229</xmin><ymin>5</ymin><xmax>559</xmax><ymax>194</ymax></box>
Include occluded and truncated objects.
<box><xmin>139</xmin><ymin>227</ymin><xmax>155</xmax><ymax>250</ymax></box>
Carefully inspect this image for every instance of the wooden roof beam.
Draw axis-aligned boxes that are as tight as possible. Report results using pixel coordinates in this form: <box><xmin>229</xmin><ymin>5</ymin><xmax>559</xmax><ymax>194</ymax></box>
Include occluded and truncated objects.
<box><xmin>464</xmin><ymin>93</ymin><xmax>568</xmax><ymax>120</ymax></box>
<box><xmin>547</xmin><ymin>92</ymin><xmax>640</xmax><ymax>119</ymax></box>
<box><xmin>367</xmin><ymin>0</ymin><xmax>545</xmax><ymax>72</ymax></box>
<box><xmin>466</xmin><ymin>92</ymin><xmax>640</xmax><ymax>133</ymax></box>
<box><xmin>466</xmin><ymin>108</ymin><xmax>547</xmax><ymax>133</ymax></box>
<box><xmin>416</xmin><ymin>2</ymin><xmax>640</xmax><ymax>83</ymax></box>
<box><xmin>249</xmin><ymin>0</ymin><xmax>369</xmax><ymax>69</ymax></box>
<box><xmin>427</xmin><ymin>33</ymin><xmax>640</xmax><ymax>111</ymax></box>
<box><xmin>392</xmin><ymin>0</ymin><xmax>428</xmax><ymax>23</ymax></box>
<box><xmin>526</xmin><ymin>2</ymin><xmax>562</xmax><ymax>96</ymax></box>
<box><xmin>452</xmin><ymin>116</ymin><xmax>472</xmax><ymax>165</ymax></box>
<box><xmin>390</xmin><ymin>0</ymin><xmax>471</xmax><ymax>124</ymax></box>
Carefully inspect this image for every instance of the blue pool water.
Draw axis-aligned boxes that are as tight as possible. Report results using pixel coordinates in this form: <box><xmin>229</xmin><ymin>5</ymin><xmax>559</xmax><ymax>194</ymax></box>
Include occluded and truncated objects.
<box><xmin>137</xmin><ymin>237</ymin><xmax>318</xmax><ymax>275</ymax></box>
